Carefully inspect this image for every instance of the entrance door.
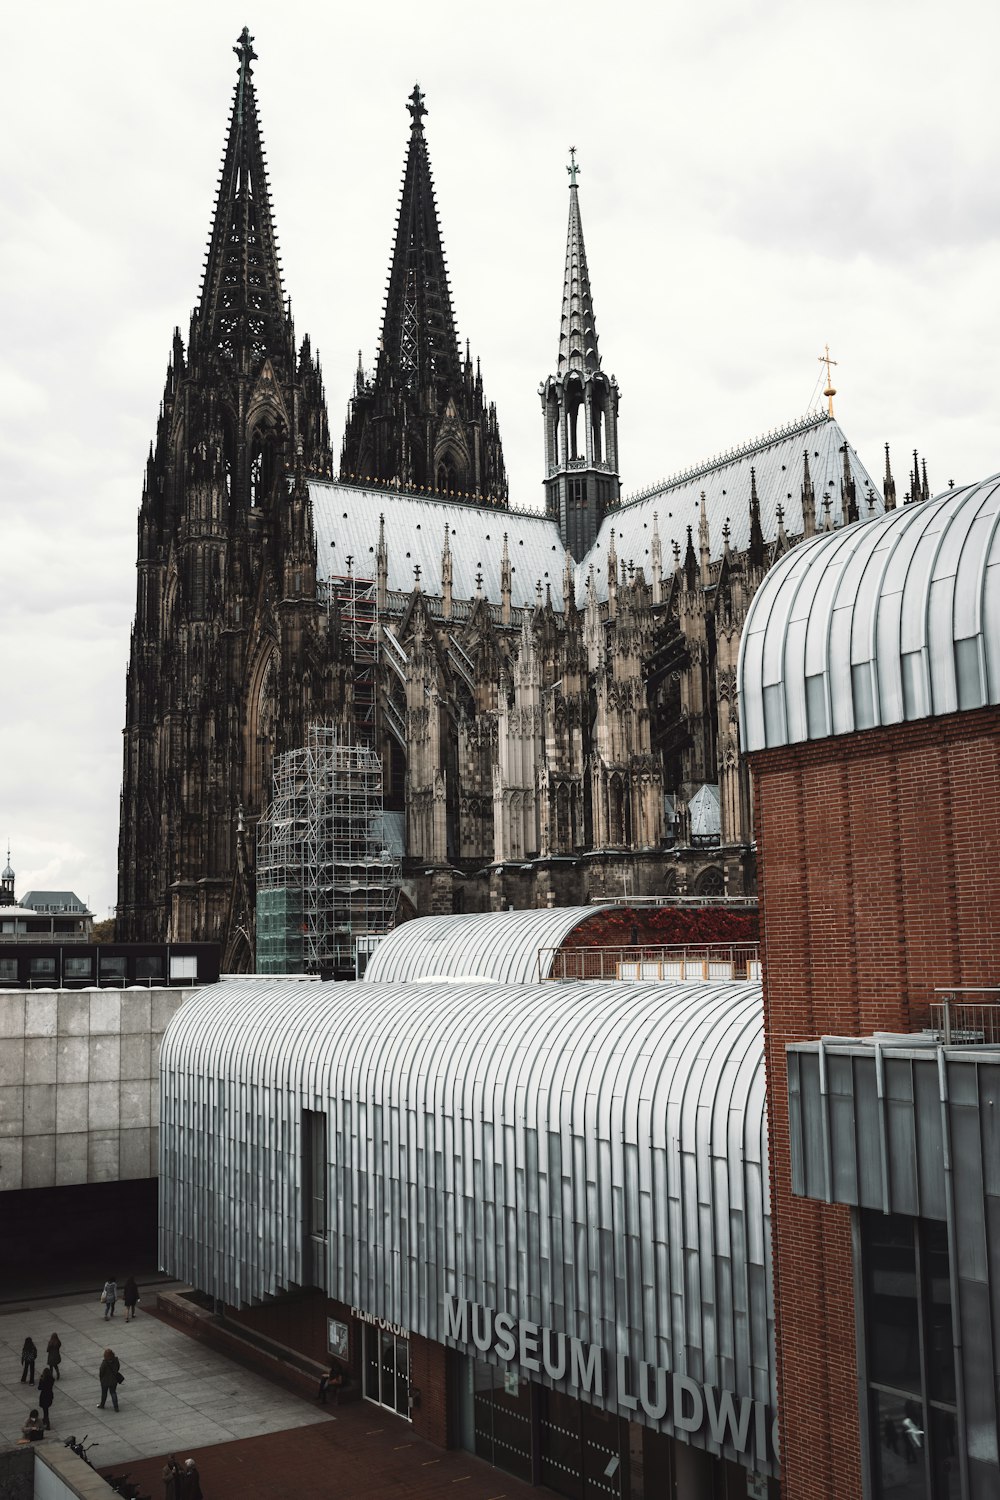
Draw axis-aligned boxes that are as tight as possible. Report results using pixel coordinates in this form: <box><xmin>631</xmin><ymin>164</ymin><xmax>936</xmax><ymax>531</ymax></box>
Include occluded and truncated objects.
<box><xmin>362</xmin><ymin>1324</ymin><xmax>410</xmax><ymax>1418</ymax></box>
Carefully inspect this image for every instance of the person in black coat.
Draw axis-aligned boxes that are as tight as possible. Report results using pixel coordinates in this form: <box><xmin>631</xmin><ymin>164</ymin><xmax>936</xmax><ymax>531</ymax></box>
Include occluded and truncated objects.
<box><xmin>20</xmin><ymin>1338</ymin><xmax>37</xmax><ymax>1384</ymax></box>
<box><xmin>98</xmin><ymin>1348</ymin><xmax>121</xmax><ymax>1411</ymax></box>
<box><xmin>181</xmin><ymin>1458</ymin><xmax>203</xmax><ymax>1499</ymax></box>
<box><xmin>123</xmin><ymin>1276</ymin><xmax>140</xmax><ymax>1322</ymax></box>
<box><xmin>37</xmin><ymin>1366</ymin><xmax>55</xmax><ymax>1429</ymax></box>
<box><xmin>46</xmin><ymin>1333</ymin><xmax>62</xmax><ymax>1380</ymax></box>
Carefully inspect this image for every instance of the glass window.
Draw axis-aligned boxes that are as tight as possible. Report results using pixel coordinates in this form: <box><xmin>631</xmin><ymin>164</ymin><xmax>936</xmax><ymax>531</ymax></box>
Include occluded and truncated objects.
<box><xmin>99</xmin><ymin>955</ymin><xmax>127</xmax><ymax>979</ymax></box>
<box><xmin>872</xmin><ymin>1390</ymin><xmax>927</xmax><ymax>1500</ymax></box>
<box><xmin>135</xmin><ymin>956</ymin><xmax>165</xmax><ymax>980</ymax></box>
<box><xmin>0</xmin><ymin>958</ymin><xmax>17</xmax><ymax>982</ymax></box>
<box><xmin>64</xmin><ymin>956</ymin><xmax>93</xmax><ymax>979</ymax></box>
<box><xmin>862</xmin><ymin>1212</ymin><xmax>959</xmax><ymax>1500</ymax></box>
<box><xmin>361</xmin><ymin>1324</ymin><xmax>410</xmax><ymax>1419</ymax></box>
<box><xmin>29</xmin><ymin>957</ymin><xmax>56</xmax><ymax>979</ymax></box>
<box><xmin>169</xmin><ymin>954</ymin><xmax>198</xmax><ymax>980</ymax></box>
<box><xmin>866</xmin><ymin>1214</ymin><xmax>922</xmax><ymax>1394</ymax></box>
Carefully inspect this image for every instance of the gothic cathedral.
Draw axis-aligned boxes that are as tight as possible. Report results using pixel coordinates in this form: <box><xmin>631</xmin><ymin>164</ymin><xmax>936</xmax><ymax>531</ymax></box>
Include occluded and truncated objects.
<box><xmin>117</xmin><ymin>32</ymin><xmax>900</xmax><ymax>963</ymax></box>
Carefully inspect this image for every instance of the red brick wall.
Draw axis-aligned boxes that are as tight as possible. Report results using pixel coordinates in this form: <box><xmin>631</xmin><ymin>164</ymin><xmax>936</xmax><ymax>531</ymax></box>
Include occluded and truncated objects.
<box><xmin>228</xmin><ymin>1291</ymin><xmax>357</xmax><ymax>1376</ymax></box>
<box><xmin>752</xmin><ymin>705</ymin><xmax>1000</xmax><ymax>1500</ymax></box>
<box><xmin>409</xmin><ymin>1335</ymin><xmax>449</xmax><ymax>1447</ymax></box>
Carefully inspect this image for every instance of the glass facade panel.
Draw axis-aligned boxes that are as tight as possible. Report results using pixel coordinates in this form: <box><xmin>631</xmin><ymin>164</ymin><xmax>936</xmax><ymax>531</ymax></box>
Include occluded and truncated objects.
<box><xmin>64</xmin><ymin>955</ymin><xmax>93</xmax><ymax>979</ymax></box>
<box><xmin>135</xmin><ymin>955</ymin><xmax>165</xmax><ymax>979</ymax></box>
<box><xmin>873</xmin><ymin>1390</ymin><xmax>927</xmax><ymax>1499</ymax></box>
<box><xmin>0</xmin><ymin>958</ymin><xmax>17</xmax><ymax>981</ymax></box>
<box><xmin>866</xmin><ymin>1215</ymin><xmax>921</xmax><ymax>1394</ymax></box>
<box><xmin>540</xmin><ymin>1386</ymin><xmax>583</xmax><ymax>1498</ymax></box>
<box><xmin>929</xmin><ymin>1408</ymin><xmax>961</xmax><ymax>1499</ymax></box>
<box><xmin>29</xmin><ymin>957</ymin><xmax>56</xmax><ymax>978</ymax></box>
<box><xmin>923</xmin><ymin>1222</ymin><xmax>955</xmax><ymax>1404</ymax></box>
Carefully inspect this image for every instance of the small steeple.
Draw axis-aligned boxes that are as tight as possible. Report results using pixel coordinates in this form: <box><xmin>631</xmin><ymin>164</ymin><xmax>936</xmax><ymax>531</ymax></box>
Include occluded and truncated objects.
<box><xmin>441</xmin><ymin>521</ymin><xmax>453</xmax><ymax>620</ymax></box>
<box><xmin>698</xmin><ymin>493</ymin><xmax>711</xmax><ymax>587</ymax></box>
<box><xmin>801</xmin><ymin>450</ymin><xmax>817</xmax><ymax>538</ymax></box>
<box><xmin>196</xmin><ymin>29</ymin><xmax>288</xmax><ymax>371</ymax></box>
<box><xmin>883</xmin><ymin>443</ymin><xmax>897</xmax><ymax>511</ymax></box>
<box><xmin>650</xmin><ymin>512</ymin><xmax>663</xmax><ymax>603</ymax></box>
<box><xmin>841</xmin><ymin>444</ymin><xmax>859</xmax><ymax>524</ymax></box>
<box><xmin>683</xmin><ymin>525</ymin><xmax>698</xmax><ymax>591</ymax></box>
<box><xmin>921</xmin><ymin>456</ymin><xmax>930</xmax><ymax>503</ymax></box>
<box><xmin>0</xmin><ymin>843</ymin><xmax>14</xmax><ymax>906</ymax></box>
<box><xmin>376</xmin><ymin>512</ymin><xmax>388</xmax><ymax>610</ymax></box>
<box><xmin>748</xmin><ymin>469</ymin><xmax>765</xmax><ymax>568</ymax></box>
<box><xmin>500</xmin><ymin>532</ymin><xmax>511</xmax><ymax>626</ymax></box>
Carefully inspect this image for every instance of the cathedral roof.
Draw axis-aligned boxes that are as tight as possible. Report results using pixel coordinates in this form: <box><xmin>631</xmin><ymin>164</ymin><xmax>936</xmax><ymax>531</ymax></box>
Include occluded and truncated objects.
<box><xmin>311</xmin><ymin>481</ymin><xmax>564</xmax><ymax>609</ymax></box>
<box><xmin>589</xmin><ymin>411</ymin><xmax>880</xmax><ymax>596</ymax></box>
<box><xmin>312</xmin><ymin>411</ymin><xmax>880</xmax><ymax>609</ymax></box>
<box><xmin>738</xmin><ymin>474</ymin><xmax>1000</xmax><ymax>752</ymax></box>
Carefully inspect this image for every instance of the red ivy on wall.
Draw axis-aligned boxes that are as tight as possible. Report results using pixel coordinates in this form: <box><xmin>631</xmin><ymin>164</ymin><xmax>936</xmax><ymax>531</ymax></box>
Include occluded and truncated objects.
<box><xmin>565</xmin><ymin>905</ymin><xmax>759</xmax><ymax>949</ymax></box>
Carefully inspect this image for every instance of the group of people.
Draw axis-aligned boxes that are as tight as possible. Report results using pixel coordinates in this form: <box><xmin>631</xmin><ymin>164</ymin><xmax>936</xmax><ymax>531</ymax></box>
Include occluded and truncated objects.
<box><xmin>162</xmin><ymin>1454</ymin><xmax>204</xmax><ymax>1499</ymax></box>
<box><xmin>18</xmin><ymin>1276</ymin><xmax>139</xmax><ymax>1438</ymax></box>
<box><xmin>19</xmin><ymin>1333</ymin><xmax>61</xmax><ymax>1437</ymax></box>
<box><xmin>102</xmin><ymin>1276</ymin><xmax>140</xmax><ymax>1321</ymax></box>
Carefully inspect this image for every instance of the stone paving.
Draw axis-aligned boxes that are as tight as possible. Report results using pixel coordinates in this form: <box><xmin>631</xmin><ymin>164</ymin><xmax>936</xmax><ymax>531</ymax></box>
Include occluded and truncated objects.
<box><xmin>0</xmin><ymin>1289</ymin><xmax>332</xmax><ymax>1467</ymax></box>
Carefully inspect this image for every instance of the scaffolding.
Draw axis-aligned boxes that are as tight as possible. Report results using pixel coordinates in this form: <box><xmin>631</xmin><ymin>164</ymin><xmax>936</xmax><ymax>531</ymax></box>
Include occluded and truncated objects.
<box><xmin>320</xmin><ymin>571</ymin><xmax>379</xmax><ymax>745</ymax></box>
<box><xmin>256</xmin><ymin>724</ymin><xmax>401</xmax><ymax>976</ymax></box>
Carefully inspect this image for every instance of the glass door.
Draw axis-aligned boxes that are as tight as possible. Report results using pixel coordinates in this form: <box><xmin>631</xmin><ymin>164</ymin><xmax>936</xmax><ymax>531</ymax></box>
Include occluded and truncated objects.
<box><xmin>361</xmin><ymin>1324</ymin><xmax>411</xmax><ymax>1418</ymax></box>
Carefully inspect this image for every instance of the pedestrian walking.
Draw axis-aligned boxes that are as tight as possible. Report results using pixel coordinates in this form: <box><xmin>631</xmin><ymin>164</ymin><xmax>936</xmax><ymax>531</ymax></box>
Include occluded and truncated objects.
<box><xmin>181</xmin><ymin>1458</ymin><xmax>203</xmax><ymax>1500</ymax></box>
<box><xmin>101</xmin><ymin>1278</ymin><xmax>118</xmax><ymax>1320</ymax></box>
<box><xmin>46</xmin><ymin>1333</ymin><xmax>62</xmax><ymax>1380</ymax></box>
<box><xmin>37</xmin><ymin>1366</ymin><xmax>55</xmax><ymax>1430</ymax></box>
<box><xmin>98</xmin><ymin>1348</ymin><xmax>121</xmax><ymax>1411</ymax></box>
<box><xmin>21</xmin><ymin>1408</ymin><xmax>45</xmax><ymax>1442</ymax></box>
<box><xmin>20</xmin><ymin>1337</ymin><xmax>37</xmax><ymax>1384</ymax></box>
<box><xmin>162</xmin><ymin>1453</ymin><xmax>181</xmax><ymax>1499</ymax></box>
<box><xmin>123</xmin><ymin>1276</ymin><xmax>140</xmax><ymax>1322</ymax></box>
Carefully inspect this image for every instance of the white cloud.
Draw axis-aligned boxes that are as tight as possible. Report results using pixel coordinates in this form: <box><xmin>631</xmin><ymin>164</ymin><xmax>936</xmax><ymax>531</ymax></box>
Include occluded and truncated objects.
<box><xmin>1</xmin><ymin>0</ymin><xmax>998</xmax><ymax>919</ymax></box>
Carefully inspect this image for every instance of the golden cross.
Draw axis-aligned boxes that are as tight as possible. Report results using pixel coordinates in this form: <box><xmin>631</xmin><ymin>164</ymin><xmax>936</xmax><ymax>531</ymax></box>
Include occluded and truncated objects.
<box><xmin>818</xmin><ymin>344</ymin><xmax>838</xmax><ymax>417</ymax></box>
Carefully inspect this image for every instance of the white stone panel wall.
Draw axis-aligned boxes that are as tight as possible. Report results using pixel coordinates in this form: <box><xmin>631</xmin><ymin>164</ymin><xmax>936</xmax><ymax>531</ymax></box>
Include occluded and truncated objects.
<box><xmin>0</xmin><ymin>986</ymin><xmax>197</xmax><ymax>1191</ymax></box>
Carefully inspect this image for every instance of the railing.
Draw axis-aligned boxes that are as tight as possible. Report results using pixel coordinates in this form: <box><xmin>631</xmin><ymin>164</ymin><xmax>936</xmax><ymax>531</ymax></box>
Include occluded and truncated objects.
<box><xmin>542</xmin><ymin>942</ymin><xmax>761</xmax><ymax>983</ymax></box>
<box><xmin>0</xmin><ymin>930</ymin><xmax>91</xmax><ymax>943</ymax></box>
<box><xmin>928</xmin><ymin>988</ymin><xmax>1000</xmax><ymax>1045</ymax></box>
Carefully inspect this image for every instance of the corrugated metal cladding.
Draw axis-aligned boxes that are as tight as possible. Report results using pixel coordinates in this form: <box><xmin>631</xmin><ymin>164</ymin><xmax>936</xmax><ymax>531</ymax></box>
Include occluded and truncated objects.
<box><xmin>738</xmin><ymin>475</ymin><xmax>1000</xmax><ymax>752</ymax></box>
<box><xmin>362</xmin><ymin>906</ymin><xmax>612</xmax><ymax>984</ymax></box>
<box><xmin>160</xmin><ymin>979</ymin><xmax>774</xmax><ymax>1471</ymax></box>
<box><xmin>310</xmin><ymin>411</ymin><xmax>877</xmax><ymax>608</ymax></box>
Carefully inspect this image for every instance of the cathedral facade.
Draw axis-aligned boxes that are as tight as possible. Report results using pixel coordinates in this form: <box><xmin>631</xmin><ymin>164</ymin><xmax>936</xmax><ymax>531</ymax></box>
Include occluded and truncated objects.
<box><xmin>117</xmin><ymin>32</ymin><xmax>901</xmax><ymax>963</ymax></box>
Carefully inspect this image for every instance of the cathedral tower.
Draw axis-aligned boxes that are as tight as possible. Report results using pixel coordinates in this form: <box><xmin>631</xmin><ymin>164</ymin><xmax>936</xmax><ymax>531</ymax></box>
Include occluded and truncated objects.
<box><xmin>340</xmin><ymin>87</ymin><xmax>508</xmax><ymax>504</ymax></box>
<box><xmin>540</xmin><ymin>150</ymin><xmax>621</xmax><ymax>560</ymax></box>
<box><xmin>117</xmin><ymin>30</ymin><xmax>336</xmax><ymax>962</ymax></box>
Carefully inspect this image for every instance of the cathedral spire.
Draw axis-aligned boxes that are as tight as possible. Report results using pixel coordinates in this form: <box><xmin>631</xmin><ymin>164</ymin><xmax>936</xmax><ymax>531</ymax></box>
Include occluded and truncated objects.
<box><xmin>377</xmin><ymin>85</ymin><xmax>461</xmax><ymax>393</ymax></box>
<box><xmin>558</xmin><ymin>147</ymin><xmax>601</xmax><ymax>377</ymax></box>
<box><xmin>748</xmin><ymin>468</ymin><xmax>766</xmax><ymax>567</ymax></box>
<box><xmin>801</xmin><ymin>449</ymin><xmax>817</xmax><ymax>538</ymax></box>
<box><xmin>883</xmin><ymin>443</ymin><xmax>897</xmax><ymax>511</ymax></box>
<box><xmin>340</xmin><ymin>88</ymin><xmax>507</xmax><ymax>503</ymax></box>
<box><xmin>541</xmin><ymin>150</ymin><xmax>621</xmax><ymax>559</ymax></box>
<box><xmin>195</xmin><ymin>28</ymin><xmax>288</xmax><ymax>371</ymax></box>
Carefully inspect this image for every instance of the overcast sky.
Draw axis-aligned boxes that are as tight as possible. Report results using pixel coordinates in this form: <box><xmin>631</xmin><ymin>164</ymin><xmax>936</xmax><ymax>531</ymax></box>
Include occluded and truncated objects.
<box><xmin>2</xmin><ymin>0</ymin><xmax>998</xmax><ymax>920</ymax></box>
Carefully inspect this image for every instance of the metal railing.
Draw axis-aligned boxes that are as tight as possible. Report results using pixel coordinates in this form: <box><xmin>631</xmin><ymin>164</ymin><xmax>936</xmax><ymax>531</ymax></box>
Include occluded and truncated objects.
<box><xmin>928</xmin><ymin>988</ymin><xmax>1000</xmax><ymax>1045</ymax></box>
<box><xmin>542</xmin><ymin>942</ymin><xmax>761</xmax><ymax>983</ymax></box>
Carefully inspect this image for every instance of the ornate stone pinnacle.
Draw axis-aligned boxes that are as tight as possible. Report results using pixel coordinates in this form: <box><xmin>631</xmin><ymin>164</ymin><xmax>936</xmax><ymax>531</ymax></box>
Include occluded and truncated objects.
<box><xmin>408</xmin><ymin>84</ymin><xmax>427</xmax><ymax>129</ymax></box>
<box><xmin>567</xmin><ymin>146</ymin><xmax>580</xmax><ymax>187</ymax></box>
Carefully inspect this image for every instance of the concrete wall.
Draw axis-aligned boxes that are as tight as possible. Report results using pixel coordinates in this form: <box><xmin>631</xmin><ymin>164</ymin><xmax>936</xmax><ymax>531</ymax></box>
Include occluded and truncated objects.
<box><xmin>0</xmin><ymin>987</ymin><xmax>196</xmax><ymax>1191</ymax></box>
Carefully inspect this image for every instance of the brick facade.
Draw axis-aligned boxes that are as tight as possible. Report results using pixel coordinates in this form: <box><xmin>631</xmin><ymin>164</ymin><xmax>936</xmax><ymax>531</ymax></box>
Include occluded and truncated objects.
<box><xmin>751</xmin><ymin>703</ymin><xmax>1000</xmax><ymax>1500</ymax></box>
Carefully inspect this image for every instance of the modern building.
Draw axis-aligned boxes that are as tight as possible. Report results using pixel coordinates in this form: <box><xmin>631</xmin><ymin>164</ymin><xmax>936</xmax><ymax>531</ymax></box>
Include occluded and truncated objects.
<box><xmin>0</xmin><ymin>851</ymin><xmax>94</xmax><ymax>942</ymax></box>
<box><xmin>739</xmin><ymin>475</ymin><xmax>1000</xmax><ymax>1499</ymax></box>
<box><xmin>159</xmin><ymin>968</ymin><xmax>777</xmax><ymax>1498</ymax></box>
<box><xmin>116</xmin><ymin>30</ymin><xmax>892</xmax><ymax>963</ymax></box>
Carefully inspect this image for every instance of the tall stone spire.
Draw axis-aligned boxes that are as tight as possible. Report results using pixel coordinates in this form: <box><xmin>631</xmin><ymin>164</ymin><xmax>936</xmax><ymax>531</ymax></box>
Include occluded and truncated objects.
<box><xmin>117</xmin><ymin>31</ymin><xmax>333</xmax><ymax>963</ymax></box>
<box><xmin>340</xmin><ymin>87</ymin><xmax>507</xmax><ymax>504</ymax></box>
<box><xmin>195</xmin><ymin>27</ymin><xmax>288</xmax><ymax>373</ymax></box>
<box><xmin>540</xmin><ymin>148</ymin><xmax>621</xmax><ymax>560</ymax></box>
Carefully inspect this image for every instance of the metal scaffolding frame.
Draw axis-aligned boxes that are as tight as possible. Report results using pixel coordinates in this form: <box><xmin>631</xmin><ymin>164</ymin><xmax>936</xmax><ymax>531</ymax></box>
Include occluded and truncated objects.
<box><xmin>256</xmin><ymin>724</ymin><xmax>401</xmax><ymax>976</ymax></box>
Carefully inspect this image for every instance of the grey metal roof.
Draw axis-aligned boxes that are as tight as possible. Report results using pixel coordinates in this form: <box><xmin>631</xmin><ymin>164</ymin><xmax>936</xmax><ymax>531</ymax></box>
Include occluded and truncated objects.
<box><xmin>310</xmin><ymin>481</ymin><xmax>565</xmax><ymax>609</ymax></box>
<box><xmin>589</xmin><ymin>411</ymin><xmax>880</xmax><ymax>598</ymax></box>
<box><xmin>362</xmin><ymin>905</ymin><xmax>614</xmax><ymax>984</ymax></box>
<box><xmin>21</xmin><ymin>890</ymin><xmax>91</xmax><ymax>914</ymax></box>
<box><xmin>160</xmin><ymin>977</ymin><xmax>773</xmax><ymax>1471</ymax></box>
<box><xmin>309</xmin><ymin>411</ymin><xmax>880</xmax><ymax>610</ymax></box>
<box><xmin>738</xmin><ymin>475</ymin><xmax>1000</xmax><ymax>752</ymax></box>
<box><xmin>689</xmin><ymin>783</ymin><xmax>721</xmax><ymax>839</ymax></box>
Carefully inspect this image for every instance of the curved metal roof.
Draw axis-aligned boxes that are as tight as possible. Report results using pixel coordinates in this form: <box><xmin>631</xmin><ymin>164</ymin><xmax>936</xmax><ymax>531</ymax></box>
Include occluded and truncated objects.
<box><xmin>160</xmin><ymin>977</ymin><xmax>771</xmax><ymax>1467</ymax></box>
<box><xmin>362</xmin><ymin>905</ymin><xmax>614</xmax><ymax>984</ymax></box>
<box><xmin>738</xmin><ymin>476</ymin><xmax>1000</xmax><ymax>752</ymax></box>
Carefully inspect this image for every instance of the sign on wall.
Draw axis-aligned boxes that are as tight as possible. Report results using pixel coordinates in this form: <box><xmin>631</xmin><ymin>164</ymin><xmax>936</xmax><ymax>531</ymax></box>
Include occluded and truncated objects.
<box><xmin>328</xmin><ymin>1318</ymin><xmax>349</xmax><ymax>1362</ymax></box>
